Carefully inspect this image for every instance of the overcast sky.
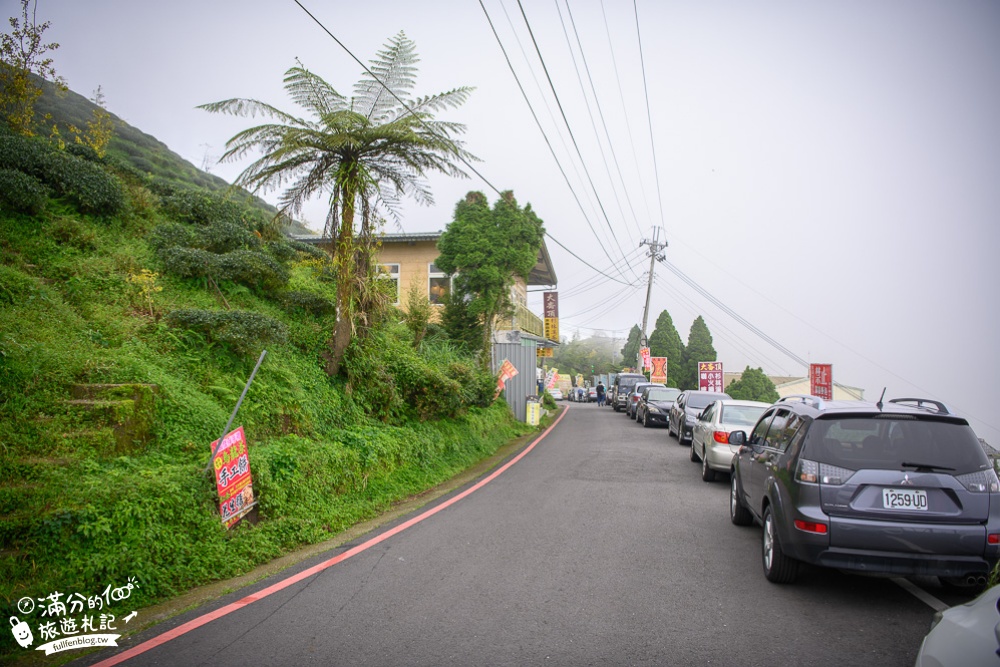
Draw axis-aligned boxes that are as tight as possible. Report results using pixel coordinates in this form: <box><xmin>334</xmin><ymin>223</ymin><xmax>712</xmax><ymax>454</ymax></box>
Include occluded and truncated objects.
<box><xmin>27</xmin><ymin>0</ymin><xmax>1000</xmax><ymax>442</ymax></box>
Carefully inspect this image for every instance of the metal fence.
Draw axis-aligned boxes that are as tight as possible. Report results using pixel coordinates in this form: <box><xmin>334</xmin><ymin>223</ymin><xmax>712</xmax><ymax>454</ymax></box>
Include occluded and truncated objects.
<box><xmin>491</xmin><ymin>330</ymin><xmax>543</xmax><ymax>422</ymax></box>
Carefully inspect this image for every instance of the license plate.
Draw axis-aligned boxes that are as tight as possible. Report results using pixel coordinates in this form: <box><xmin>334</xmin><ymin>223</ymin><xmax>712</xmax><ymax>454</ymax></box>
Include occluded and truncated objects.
<box><xmin>882</xmin><ymin>488</ymin><xmax>928</xmax><ymax>511</ymax></box>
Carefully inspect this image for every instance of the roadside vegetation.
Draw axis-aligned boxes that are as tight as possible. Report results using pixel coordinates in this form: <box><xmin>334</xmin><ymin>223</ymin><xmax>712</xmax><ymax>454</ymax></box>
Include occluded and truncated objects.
<box><xmin>0</xmin><ymin>16</ymin><xmax>539</xmax><ymax>662</ymax></box>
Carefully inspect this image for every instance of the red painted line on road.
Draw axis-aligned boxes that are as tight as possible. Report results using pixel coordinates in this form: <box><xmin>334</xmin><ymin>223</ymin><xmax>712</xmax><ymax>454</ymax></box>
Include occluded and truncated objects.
<box><xmin>92</xmin><ymin>407</ymin><xmax>569</xmax><ymax>666</ymax></box>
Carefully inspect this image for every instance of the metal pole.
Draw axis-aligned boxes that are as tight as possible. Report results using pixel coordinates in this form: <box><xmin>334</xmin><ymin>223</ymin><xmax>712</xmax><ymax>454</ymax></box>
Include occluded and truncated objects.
<box><xmin>204</xmin><ymin>349</ymin><xmax>267</xmax><ymax>474</ymax></box>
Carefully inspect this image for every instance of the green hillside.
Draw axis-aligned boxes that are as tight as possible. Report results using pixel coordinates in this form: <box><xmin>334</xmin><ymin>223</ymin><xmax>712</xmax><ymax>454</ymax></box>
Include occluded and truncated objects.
<box><xmin>0</xmin><ymin>83</ymin><xmax>531</xmax><ymax>663</ymax></box>
<box><xmin>29</xmin><ymin>74</ymin><xmax>316</xmax><ymax>237</ymax></box>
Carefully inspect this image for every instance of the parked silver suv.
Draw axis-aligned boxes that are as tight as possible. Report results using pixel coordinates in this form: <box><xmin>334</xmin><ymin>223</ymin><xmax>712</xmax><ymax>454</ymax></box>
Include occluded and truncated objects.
<box><xmin>729</xmin><ymin>395</ymin><xmax>1000</xmax><ymax>586</ymax></box>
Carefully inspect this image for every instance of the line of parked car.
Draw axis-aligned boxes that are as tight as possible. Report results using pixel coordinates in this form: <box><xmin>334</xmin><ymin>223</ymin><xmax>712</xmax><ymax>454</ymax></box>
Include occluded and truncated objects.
<box><xmin>599</xmin><ymin>375</ymin><xmax>1000</xmax><ymax>661</ymax></box>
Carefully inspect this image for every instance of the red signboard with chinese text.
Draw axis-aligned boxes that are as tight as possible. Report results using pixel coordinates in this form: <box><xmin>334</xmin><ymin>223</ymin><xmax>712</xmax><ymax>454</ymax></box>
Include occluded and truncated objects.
<box><xmin>698</xmin><ymin>362</ymin><xmax>724</xmax><ymax>393</ymax></box>
<box><xmin>210</xmin><ymin>426</ymin><xmax>256</xmax><ymax>529</ymax></box>
<box><xmin>639</xmin><ymin>347</ymin><xmax>651</xmax><ymax>371</ymax></box>
<box><xmin>495</xmin><ymin>358</ymin><xmax>519</xmax><ymax>398</ymax></box>
<box><xmin>650</xmin><ymin>357</ymin><xmax>667</xmax><ymax>383</ymax></box>
<box><xmin>810</xmin><ymin>363</ymin><xmax>833</xmax><ymax>400</ymax></box>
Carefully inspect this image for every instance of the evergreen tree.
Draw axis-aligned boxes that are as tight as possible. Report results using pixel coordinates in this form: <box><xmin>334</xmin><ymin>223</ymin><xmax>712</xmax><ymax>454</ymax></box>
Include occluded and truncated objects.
<box><xmin>683</xmin><ymin>316</ymin><xmax>716</xmax><ymax>389</ymax></box>
<box><xmin>648</xmin><ymin>309</ymin><xmax>685</xmax><ymax>387</ymax></box>
<box><xmin>620</xmin><ymin>324</ymin><xmax>642</xmax><ymax>371</ymax></box>
<box><xmin>726</xmin><ymin>366</ymin><xmax>779</xmax><ymax>403</ymax></box>
<box><xmin>435</xmin><ymin>190</ymin><xmax>545</xmax><ymax>367</ymax></box>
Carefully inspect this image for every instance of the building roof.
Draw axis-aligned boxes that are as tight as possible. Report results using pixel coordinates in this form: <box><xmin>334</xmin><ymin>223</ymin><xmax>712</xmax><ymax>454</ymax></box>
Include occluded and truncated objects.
<box><xmin>292</xmin><ymin>231</ymin><xmax>558</xmax><ymax>287</ymax></box>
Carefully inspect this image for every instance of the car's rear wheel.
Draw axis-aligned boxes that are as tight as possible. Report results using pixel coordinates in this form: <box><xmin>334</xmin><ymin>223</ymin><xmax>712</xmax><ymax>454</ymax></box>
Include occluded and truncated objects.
<box><xmin>701</xmin><ymin>449</ymin><xmax>716</xmax><ymax>482</ymax></box>
<box><xmin>762</xmin><ymin>506</ymin><xmax>798</xmax><ymax>583</ymax></box>
<box><xmin>730</xmin><ymin>473</ymin><xmax>753</xmax><ymax>526</ymax></box>
<box><xmin>689</xmin><ymin>442</ymin><xmax>699</xmax><ymax>462</ymax></box>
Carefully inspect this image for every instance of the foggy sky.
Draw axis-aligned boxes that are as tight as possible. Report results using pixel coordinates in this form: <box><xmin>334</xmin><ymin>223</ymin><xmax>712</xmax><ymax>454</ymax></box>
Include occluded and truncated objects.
<box><xmin>26</xmin><ymin>0</ymin><xmax>1000</xmax><ymax>442</ymax></box>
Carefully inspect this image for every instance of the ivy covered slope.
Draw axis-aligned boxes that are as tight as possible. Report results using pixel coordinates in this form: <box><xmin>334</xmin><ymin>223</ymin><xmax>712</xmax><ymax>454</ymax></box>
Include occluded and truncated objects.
<box><xmin>0</xmin><ymin>123</ymin><xmax>531</xmax><ymax>645</ymax></box>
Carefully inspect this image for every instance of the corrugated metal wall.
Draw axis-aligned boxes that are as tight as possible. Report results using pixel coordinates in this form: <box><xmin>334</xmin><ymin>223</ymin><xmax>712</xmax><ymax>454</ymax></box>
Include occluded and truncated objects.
<box><xmin>492</xmin><ymin>330</ymin><xmax>541</xmax><ymax>422</ymax></box>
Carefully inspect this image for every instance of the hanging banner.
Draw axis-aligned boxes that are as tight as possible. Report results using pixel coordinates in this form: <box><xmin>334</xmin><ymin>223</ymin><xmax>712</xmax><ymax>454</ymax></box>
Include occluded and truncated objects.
<box><xmin>543</xmin><ymin>291</ymin><xmax>559</xmax><ymax>343</ymax></box>
<box><xmin>650</xmin><ymin>357</ymin><xmax>668</xmax><ymax>383</ymax></box>
<box><xmin>639</xmin><ymin>347</ymin><xmax>651</xmax><ymax>371</ymax></box>
<box><xmin>495</xmin><ymin>358</ymin><xmax>519</xmax><ymax>398</ymax></box>
<box><xmin>810</xmin><ymin>363</ymin><xmax>833</xmax><ymax>400</ymax></box>
<box><xmin>698</xmin><ymin>362</ymin><xmax>724</xmax><ymax>393</ymax></box>
<box><xmin>210</xmin><ymin>426</ymin><xmax>256</xmax><ymax>529</ymax></box>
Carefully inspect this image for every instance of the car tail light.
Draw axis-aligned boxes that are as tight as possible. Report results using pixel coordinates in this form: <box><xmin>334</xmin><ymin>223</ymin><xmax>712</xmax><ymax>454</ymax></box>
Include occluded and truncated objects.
<box><xmin>794</xmin><ymin>520</ymin><xmax>828</xmax><ymax>534</ymax></box>
<box><xmin>955</xmin><ymin>469</ymin><xmax>1000</xmax><ymax>493</ymax></box>
<box><xmin>795</xmin><ymin>459</ymin><xmax>855</xmax><ymax>485</ymax></box>
<box><xmin>713</xmin><ymin>431</ymin><xmax>729</xmax><ymax>444</ymax></box>
<box><xmin>988</xmin><ymin>534</ymin><xmax>1000</xmax><ymax>545</ymax></box>
<box><xmin>796</xmin><ymin>459</ymin><xmax>819</xmax><ymax>483</ymax></box>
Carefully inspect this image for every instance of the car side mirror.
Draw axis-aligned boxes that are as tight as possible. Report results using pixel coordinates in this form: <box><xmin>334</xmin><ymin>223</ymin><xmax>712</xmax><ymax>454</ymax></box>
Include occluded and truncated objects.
<box><xmin>729</xmin><ymin>431</ymin><xmax>747</xmax><ymax>447</ymax></box>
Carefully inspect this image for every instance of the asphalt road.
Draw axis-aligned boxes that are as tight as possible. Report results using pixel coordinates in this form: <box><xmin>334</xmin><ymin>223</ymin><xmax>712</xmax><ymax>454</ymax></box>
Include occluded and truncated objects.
<box><xmin>77</xmin><ymin>402</ymin><xmax>970</xmax><ymax>667</ymax></box>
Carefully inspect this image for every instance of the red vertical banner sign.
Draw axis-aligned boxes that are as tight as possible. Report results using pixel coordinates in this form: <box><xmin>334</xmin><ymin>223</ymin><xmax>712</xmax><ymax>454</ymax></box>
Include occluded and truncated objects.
<box><xmin>810</xmin><ymin>363</ymin><xmax>833</xmax><ymax>400</ymax></box>
<box><xmin>639</xmin><ymin>347</ymin><xmax>651</xmax><ymax>371</ymax></box>
<box><xmin>495</xmin><ymin>358</ymin><xmax>519</xmax><ymax>398</ymax></box>
<box><xmin>650</xmin><ymin>357</ymin><xmax>668</xmax><ymax>383</ymax></box>
<box><xmin>211</xmin><ymin>426</ymin><xmax>256</xmax><ymax>529</ymax></box>
<box><xmin>543</xmin><ymin>292</ymin><xmax>559</xmax><ymax>343</ymax></box>
<box><xmin>699</xmin><ymin>362</ymin><xmax>724</xmax><ymax>392</ymax></box>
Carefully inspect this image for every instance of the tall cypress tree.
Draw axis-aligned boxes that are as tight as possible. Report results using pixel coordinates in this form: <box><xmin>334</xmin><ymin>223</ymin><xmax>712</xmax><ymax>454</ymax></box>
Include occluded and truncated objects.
<box><xmin>683</xmin><ymin>316</ymin><xmax>717</xmax><ymax>389</ymax></box>
<box><xmin>648</xmin><ymin>309</ymin><xmax>686</xmax><ymax>387</ymax></box>
<box><xmin>620</xmin><ymin>324</ymin><xmax>642</xmax><ymax>371</ymax></box>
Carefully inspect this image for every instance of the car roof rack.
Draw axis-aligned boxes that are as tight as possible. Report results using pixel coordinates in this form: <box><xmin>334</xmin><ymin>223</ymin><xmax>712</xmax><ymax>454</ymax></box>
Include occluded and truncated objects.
<box><xmin>777</xmin><ymin>394</ymin><xmax>825</xmax><ymax>410</ymax></box>
<box><xmin>887</xmin><ymin>398</ymin><xmax>951</xmax><ymax>415</ymax></box>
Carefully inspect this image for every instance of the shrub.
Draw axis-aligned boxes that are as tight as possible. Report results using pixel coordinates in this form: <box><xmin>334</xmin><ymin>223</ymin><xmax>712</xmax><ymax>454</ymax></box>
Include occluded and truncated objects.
<box><xmin>0</xmin><ymin>134</ymin><xmax>125</xmax><ymax>215</ymax></box>
<box><xmin>0</xmin><ymin>168</ymin><xmax>48</xmax><ymax>214</ymax></box>
<box><xmin>280</xmin><ymin>290</ymin><xmax>335</xmax><ymax>316</ymax></box>
<box><xmin>165</xmin><ymin>309</ymin><xmax>288</xmax><ymax>354</ymax></box>
<box><xmin>288</xmin><ymin>240</ymin><xmax>327</xmax><ymax>260</ymax></box>
<box><xmin>199</xmin><ymin>220</ymin><xmax>259</xmax><ymax>254</ymax></box>
<box><xmin>160</xmin><ymin>246</ymin><xmax>218</xmax><ymax>279</ymax></box>
<box><xmin>216</xmin><ymin>250</ymin><xmax>288</xmax><ymax>291</ymax></box>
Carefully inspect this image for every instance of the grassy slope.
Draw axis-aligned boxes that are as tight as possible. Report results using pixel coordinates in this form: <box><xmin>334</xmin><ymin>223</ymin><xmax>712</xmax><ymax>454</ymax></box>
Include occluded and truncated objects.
<box><xmin>0</xmin><ymin>88</ymin><xmax>532</xmax><ymax>662</ymax></box>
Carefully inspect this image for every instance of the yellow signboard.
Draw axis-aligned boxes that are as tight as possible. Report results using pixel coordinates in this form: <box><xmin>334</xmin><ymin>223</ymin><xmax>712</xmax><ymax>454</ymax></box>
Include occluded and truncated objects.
<box><xmin>544</xmin><ymin>317</ymin><xmax>559</xmax><ymax>342</ymax></box>
<box><xmin>536</xmin><ymin>347</ymin><xmax>553</xmax><ymax>357</ymax></box>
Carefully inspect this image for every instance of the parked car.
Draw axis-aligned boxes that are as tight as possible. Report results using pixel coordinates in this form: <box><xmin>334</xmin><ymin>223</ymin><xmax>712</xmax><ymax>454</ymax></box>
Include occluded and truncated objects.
<box><xmin>627</xmin><ymin>382</ymin><xmax>664</xmax><ymax>419</ymax></box>
<box><xmin>639</xmin><ymin>387</ymin><xmax>682</xmax><ymax>428</ymax></box>
<box><xmin>914</xmin><ymin>583</ymin><xmax>1000</xmax><ymax>666</ymax></box>
<box><xmin>668</xmin><ymin>390</ymin><xmax>733</xmax><ymax>444</ymax></box>
<box><xmin>689</xmin><ymin>399</ymin><xmax>770</xmax><ymax>481</ymax></box>
<box><xmin>612</xmin><ymin>373</ymin><xmax>647</xmax><ymax>413</ymax></box>
<box><xmin>548</xmin><ymin>388</ymin><xmax>563</xmax><ymax>401</ymax></box>
<box><xmin>588</xmin><ymin>386</ymin><xmax>598</xmax><ymax>402</ymax></box>
<box><xmin>729</xmin><ymin>395</ymin><xmax>1000</xmax><ymax>585</ymax></box>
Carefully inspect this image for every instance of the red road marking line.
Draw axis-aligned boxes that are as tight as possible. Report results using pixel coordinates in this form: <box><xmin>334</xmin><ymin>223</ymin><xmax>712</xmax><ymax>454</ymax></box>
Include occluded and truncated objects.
<box><xmin>92</xmin><ymin>407</ymin><xmax>569</xmax><ymax>666</ymax></box>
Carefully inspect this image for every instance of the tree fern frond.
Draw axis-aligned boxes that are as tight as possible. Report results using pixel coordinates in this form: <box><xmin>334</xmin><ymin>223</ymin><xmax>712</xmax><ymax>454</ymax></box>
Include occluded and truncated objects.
<box><xmin>283</xmin><ymin>63</ymin><xmax>348</xmax><ymax>118</ymax></box>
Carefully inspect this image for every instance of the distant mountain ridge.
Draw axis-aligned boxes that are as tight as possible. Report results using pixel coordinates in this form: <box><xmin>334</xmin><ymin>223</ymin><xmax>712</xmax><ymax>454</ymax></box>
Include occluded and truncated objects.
<box><xmin>28</xmin><ymin>74</ymin><xmax>317</xmax><ymax>237</ymax></box>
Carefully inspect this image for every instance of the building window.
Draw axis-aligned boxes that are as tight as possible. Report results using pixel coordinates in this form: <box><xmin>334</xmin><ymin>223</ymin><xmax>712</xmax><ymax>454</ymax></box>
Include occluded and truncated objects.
<box><xmin>428</xmin><ymin>263</ymin><xmax>450</xmax><ymax>305</ymax></box>
<box><xmin>380</xmin><ymin>263</ymin><xmax>400</xmax><ymax>304</ymax></box>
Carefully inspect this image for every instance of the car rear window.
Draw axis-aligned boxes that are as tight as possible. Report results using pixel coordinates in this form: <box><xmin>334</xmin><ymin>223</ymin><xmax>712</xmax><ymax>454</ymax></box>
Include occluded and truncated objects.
<box><xmin>804</xmin><ymin>416</ymin><xmax>989</xmax><ymax>474</ymax></box>
<box><xmin>647</xmin><ymin>388</ymin><xmax>679</xmax><ymax>402</ymax></box>
<box><xmin>720</xmin><ymin>404</ymin><xmax>767</xmax><ymax>426</ymax></box>
<box><xmin>688</xmin><ymin>393</ymin><xmax>731</xmax><ymax>410</ymax></box>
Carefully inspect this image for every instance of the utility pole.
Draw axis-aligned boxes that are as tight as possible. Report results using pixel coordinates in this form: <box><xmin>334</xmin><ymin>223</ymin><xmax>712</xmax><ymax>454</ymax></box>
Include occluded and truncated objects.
<box><xmin>639</xmin><ymin>227</ymin><xmax>668</xmax><ymax>345</ymax></box>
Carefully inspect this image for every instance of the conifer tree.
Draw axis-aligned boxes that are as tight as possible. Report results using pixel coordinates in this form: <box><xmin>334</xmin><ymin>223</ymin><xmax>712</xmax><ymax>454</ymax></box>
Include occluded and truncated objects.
<box><xmin>726</xmin><ymin>366</ymin><xmax>779</xmax><ymax>403</ymax></box>
<box><xmin>620</xmin><ymin>324</ymin><xmax>642</xmax><ymax>371</ymax></box>
<box><xmin>683</xmin><ymin>316</ymin><xmax>716</xmax><ymax>389</ymax></box>
<box><xmin>648</xmin><ymin>309</ymin><xmax>685</xmax><ymax>387</ymax></box>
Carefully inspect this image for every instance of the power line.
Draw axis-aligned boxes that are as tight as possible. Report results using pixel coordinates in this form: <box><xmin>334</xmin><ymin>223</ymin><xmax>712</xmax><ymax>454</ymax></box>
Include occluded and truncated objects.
<box><xmin>293</xmin><ymin>0</ymin><xmax>629</xmax><ymax>285</ymax></box>
<box><xmin>514</xmin><ymin>0</ymin><xmax>636</xmax><ymax>275</ymax></box>
<box><xmin>633</xmin><ymin>0</ymin><xmax>667</xmax><ymax>233</ymax></box>
<box><xmin>477</xmin><ymin>0</ymin><xmax>633</xmax><ymax>284</ymax></box>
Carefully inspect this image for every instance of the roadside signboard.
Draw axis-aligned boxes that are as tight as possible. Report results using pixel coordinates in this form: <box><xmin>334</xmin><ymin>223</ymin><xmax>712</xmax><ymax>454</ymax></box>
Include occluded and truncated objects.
<box><xmin>698</xmin><ymin>362</ymin><xmax>724</xmax><ymax>393</ymax></box>
<box><xmin>810</xmin><ymin>363</ymin><xmax>833</xmax><ymax>400</ymax></box>
<box><xmin>536</xmin><ymin>347</ymin><xmax>553</xmax><ymax>357</ymax></box>
<box><xmin>495</xmin><ymin>358</ymin><xmax>519</xmax><ymax>398</ymax></box>
<box><xmin>639</xmin><ymin>347</ymin><xmax>651</xmax><ymax>371</ymax></box>
<box><xmin>210</xmin><ymin>426</ymin><xmax>256</xmax><ymax>529</ymax></box>
<box><xmin>650</xmin><ymin>357</ymin><xmax>668</xmax><ymax>383</ymax></box>
<box><xmin>543</xmin><ymin>292</ymin><xmax>559</xmax><ymax>343</ymax></box>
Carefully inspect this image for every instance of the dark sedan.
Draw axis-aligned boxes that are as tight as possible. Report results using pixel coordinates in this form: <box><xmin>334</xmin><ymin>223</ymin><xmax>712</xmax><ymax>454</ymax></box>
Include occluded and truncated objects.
<box><xmin>638</xmin><ymin>387</ymin><xmax>681</xmax><ymax>428</ymax></box>
<box><xmin>668</xmin><ymin>390</ymin><xmax>733</xmax><ymax>444</ymax></box>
